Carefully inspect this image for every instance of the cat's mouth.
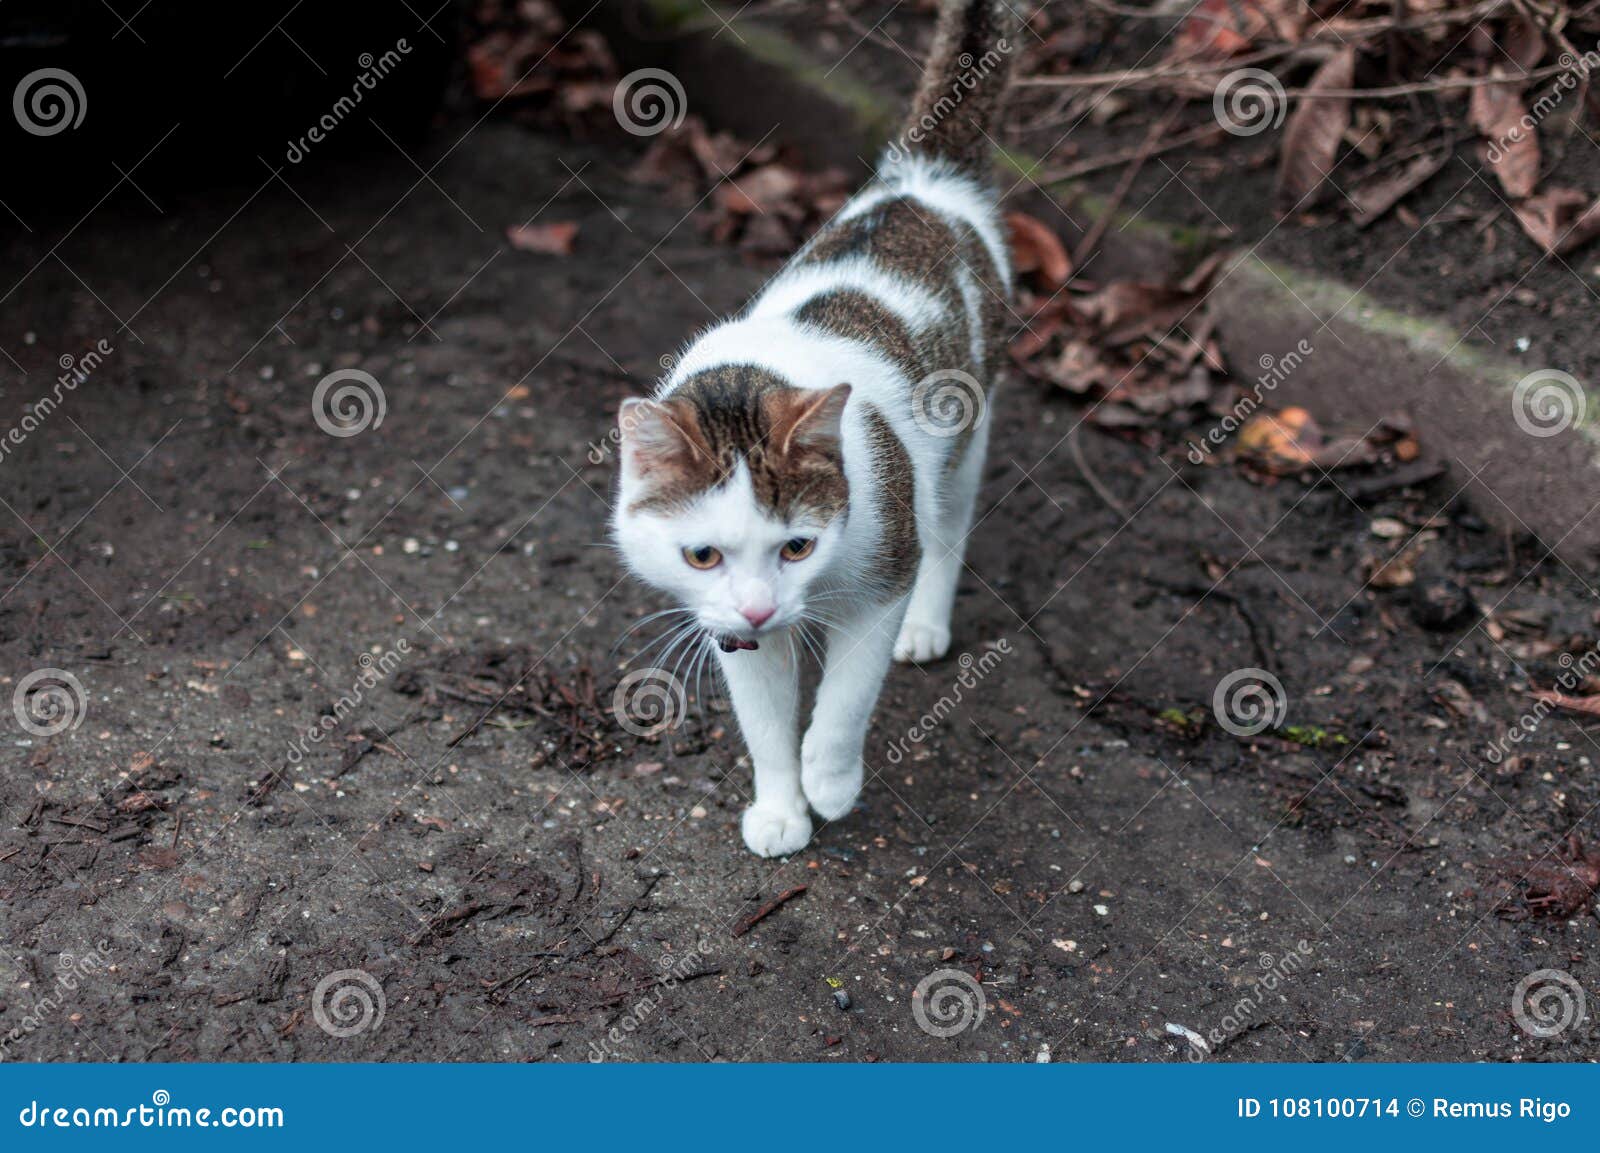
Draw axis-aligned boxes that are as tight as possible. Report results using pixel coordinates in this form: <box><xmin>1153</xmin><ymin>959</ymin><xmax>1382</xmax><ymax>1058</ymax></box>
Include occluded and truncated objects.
<box><xmin>715</xmin><ymin>633</ymin><xmax>760</xmax><ymax>653</ymax></box>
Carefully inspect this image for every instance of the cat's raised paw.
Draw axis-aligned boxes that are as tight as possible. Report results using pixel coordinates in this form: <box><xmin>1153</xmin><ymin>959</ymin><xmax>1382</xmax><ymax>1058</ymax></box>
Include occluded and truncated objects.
<box><xmin>894</xmin><ymin>620</ymin><xmax>951</xmax><ymax>664</ymax></box>
<box><xmin>740</xmin><ymin>803</ymin><xmax>813</xmax><ymax>857</ymax></box>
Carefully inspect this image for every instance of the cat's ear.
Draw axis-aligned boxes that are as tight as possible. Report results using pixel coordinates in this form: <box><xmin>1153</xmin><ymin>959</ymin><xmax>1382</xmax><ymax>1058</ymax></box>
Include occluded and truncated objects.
<box><xmin>618</xmin><ymin>397</ymin><xmax>712</xmax><ymax>485</ymax></box>
<box><xmin>770</xmin><ymin>383</ymin><xmax>851</xmax><ymax>456</ymax></box>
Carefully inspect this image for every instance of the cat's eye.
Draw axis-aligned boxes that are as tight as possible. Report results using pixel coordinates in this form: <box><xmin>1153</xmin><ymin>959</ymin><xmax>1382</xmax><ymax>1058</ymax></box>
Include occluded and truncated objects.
<box><xmin>682</xmin><ymin>545</ymin><xmax>722</xmax><ymax>570</ymax></box>
<box><xmin>779</xmin><ymin>537</ymin><xmax>816</xmax><ymax>562</ymax></box>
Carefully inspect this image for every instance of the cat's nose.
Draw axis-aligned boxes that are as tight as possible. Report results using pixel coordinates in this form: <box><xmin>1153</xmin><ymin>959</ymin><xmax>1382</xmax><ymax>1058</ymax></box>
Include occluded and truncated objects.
<box><xmin>740</xmin><ymin>605</ymin><xmax>775</xmax><ymax>628</ymax></box>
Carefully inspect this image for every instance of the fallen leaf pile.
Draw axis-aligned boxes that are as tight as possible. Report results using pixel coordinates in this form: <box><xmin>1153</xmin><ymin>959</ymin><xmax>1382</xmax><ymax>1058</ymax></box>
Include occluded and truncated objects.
<box><xmin>1142</xmin><ymin>0</ymin><xmax>1600</xmax><ymax>248</ymax></box>
<box><xmin>1006</xmin><ymin>211</ymin><xmax>1232</xmax><ymax>430</ymax></box>
<box><xmin>1492</xmin><ymin>832</ymin><xmax>1600</xmax><ymax>920</ymax></box>
<box><xmin>465</xmin><ymin>0</ymin><xmax>620</xmax><ymax>131</ymax></box>
<box><xmin>1007</xmin><ymin>209</ymin><xmax>1427</xmax><ymax>469</ymax></box>
<box><xmin>630</xmin><ymin>119</ymin><xmax>854</xmax><ymax>258</ymax></box>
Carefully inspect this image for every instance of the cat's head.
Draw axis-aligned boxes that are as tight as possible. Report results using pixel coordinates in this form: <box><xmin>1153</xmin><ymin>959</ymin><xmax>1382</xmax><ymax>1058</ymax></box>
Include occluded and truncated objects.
<box><xmin>611</xmin><ymin>372</ymin><xmax>852</xmax><ymax>646</ymax></box>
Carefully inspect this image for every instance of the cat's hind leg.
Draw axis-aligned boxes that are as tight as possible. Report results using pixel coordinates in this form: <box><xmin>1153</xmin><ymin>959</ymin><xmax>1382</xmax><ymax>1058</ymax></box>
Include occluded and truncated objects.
<box><xmin>717</xmin><ymin>640</ymin><xmax>811</xmax><ymax>857</ymax></box>
<box><xmin>894</xmin><ymin>399</ymin><xmax>992</xmax><ymax>663</ymax></box>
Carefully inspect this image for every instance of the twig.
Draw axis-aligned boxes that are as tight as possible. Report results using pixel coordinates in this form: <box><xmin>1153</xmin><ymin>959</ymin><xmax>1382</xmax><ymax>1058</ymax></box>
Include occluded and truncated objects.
<box><xmin>730</xmin><ymin>884</ymin><xmax>808</xmax><ymax>937</ymax></box>
<box><xmin>1081</xmin><ymin>0</ymin><xmax>1508</xmax><ymax>35</ymax></box>
<box><xmin>1072</xmin><ymin>100</ymin><xmax>1184</xmax><ymax>267</ymax></box>
<box><xmin>1019</xmin><ymin>42</ymin><xmax>1319</xmax><ymax>89</ymax></box>
<box><xmin>1275</xmin><ymin>61</ymin><xmax>1580</xmax><ymax>98</ymax></box>
<box><xmin>1069</xmin><ymin>427</ymin><xmax>1129</xmax><ymax>520</ymax></box>
<box><xmin>1036</xmin><ymin>121</ymin><xmax>1224</xmax><ymax>184</ymax></box>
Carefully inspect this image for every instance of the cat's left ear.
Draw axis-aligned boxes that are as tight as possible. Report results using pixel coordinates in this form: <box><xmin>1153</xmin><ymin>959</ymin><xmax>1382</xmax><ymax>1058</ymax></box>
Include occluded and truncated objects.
<box><xmin>771</xmin><ymin>383</ymin><xmax>851</xmax><ymax>456</ymax></box>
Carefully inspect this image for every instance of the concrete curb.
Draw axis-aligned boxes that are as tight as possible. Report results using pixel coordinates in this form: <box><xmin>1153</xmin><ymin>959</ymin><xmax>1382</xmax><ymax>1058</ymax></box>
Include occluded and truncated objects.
<box><xmin>565</xmin><ymin>0</ymin><xmax>1600</xmax><ymax>561</ymax></box>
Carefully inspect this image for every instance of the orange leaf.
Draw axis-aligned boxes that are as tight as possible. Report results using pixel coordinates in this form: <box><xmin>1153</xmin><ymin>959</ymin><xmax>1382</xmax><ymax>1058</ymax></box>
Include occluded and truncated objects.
<box><xmin>506</xmin><ymin>221</ymin><xmax>579</xmax><ymax>256</ymax></box>
<box><xmin>1006</xmin><ymin>211</ymin><xmax>1072</xmax><ymax>290</ymax></box>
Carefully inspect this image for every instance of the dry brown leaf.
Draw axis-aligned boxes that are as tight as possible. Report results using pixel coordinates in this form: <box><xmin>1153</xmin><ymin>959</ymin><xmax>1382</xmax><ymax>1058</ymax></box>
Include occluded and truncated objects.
<box><xmin>715</xmin><ymin>165</ymin><xmax>802</xmax><ymax>215</ymax></box>
<box><xmin>1349</xmin><ymin>150</ymin><xmax>1449</xmax><ymax>229</ymax></box>
<box><xmin>1276</xmin><ymin>47</ymin><xmax>1356</xmax><ymax>214</ymax></box>
<box><xmin>1470</xmin><ymin>76</ymin><xmax>1540</xmax><ymax>199</ymax></box>
<box><xmin>1529</xmin><ymin>689</ymin><xmax>1600</xmax><ymax>717</ymax></box>
<box><xmin>505</xmin><ymin>221</ymin><xmax>579</xmax><ymax>256</ymax></box>
<box><xmin>1500</xmin><ymin>16</ymin><xmax>1548</xmax><ymax>72</ymax></box>
<box><xmin>1512</xmin><ymin>187</ymin><xmax>1600</xmax><ymax>253</ymax></box>
<box><xmin>1172</xmin><ymin>0</ymin><xmax>1300</xmax><ymax>60</ymax></box>
<box><xmin>1006</xmin><ymin>212</ymin><xmax>1072</xmax><ymax>290</ymax></box>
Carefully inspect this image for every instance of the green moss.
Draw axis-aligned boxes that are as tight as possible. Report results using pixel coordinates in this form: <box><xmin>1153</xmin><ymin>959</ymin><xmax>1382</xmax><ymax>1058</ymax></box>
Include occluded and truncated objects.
<box><xmin>1156</xmin><ymin>706</ymin><xmax>1208</xmax><ymax>735</ymax></box>
<box><xmin>1280</xmin><ymin>724</ymin><xmax>1349</xmax><ymax>749</ymax></box>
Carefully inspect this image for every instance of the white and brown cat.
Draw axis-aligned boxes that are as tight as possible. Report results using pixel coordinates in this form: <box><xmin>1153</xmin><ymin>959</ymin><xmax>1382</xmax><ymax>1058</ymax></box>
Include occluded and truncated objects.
<box><xmin>613</xmin><ymin>0</ymin><xmax>1016</xmax><ymax>856</ymax></box>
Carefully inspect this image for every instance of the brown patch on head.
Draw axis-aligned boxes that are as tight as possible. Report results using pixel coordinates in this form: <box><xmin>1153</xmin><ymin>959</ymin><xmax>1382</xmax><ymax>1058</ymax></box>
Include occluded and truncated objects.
<box><xmin>622</xmin><ymin>368</ymin><xmax>850</xmax><ymax>523</ymax></box>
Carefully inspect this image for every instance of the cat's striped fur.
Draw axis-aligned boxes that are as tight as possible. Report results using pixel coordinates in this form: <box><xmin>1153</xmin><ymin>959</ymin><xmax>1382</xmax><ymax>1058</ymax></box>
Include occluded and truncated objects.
<box><xmin>613</xmin><ymin>0</ymin><xmax>1017</xmax><ymax>856</ymax></box>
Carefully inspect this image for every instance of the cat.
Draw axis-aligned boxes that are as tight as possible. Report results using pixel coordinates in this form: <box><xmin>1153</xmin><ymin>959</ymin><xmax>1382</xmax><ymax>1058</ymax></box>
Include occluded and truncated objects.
<box><xmin>612</xmin><ymin>0</ymin><xmax>1017</xmax><ymax>857</ymax></box>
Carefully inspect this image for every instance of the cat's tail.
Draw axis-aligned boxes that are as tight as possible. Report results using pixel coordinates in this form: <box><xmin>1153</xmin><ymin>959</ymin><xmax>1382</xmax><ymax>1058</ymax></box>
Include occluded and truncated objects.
<box><xmin>892</xmin><ymin>0</ymin><xmax>1020</xmax><ymax>174</ymax></box>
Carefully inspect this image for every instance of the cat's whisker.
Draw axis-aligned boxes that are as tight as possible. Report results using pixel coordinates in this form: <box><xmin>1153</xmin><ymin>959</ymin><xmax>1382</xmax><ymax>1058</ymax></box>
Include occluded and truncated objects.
<box><xmin>625</xmin><ymin>618</ymin><xmax>702</xmax><ymax>670</ymax></box>
<box><xmin>612</xmin><ymin>607</ymin><xmax>694</xmax><ymax>656</ymax></box>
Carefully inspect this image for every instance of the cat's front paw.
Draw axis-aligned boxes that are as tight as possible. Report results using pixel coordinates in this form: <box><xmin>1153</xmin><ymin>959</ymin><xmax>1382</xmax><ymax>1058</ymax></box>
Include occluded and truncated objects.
<box><xmin>741</xmin><ymin>803</ymin><xmax>813</xmax><ymax>857</ymax></box>
<box><xmin>894</xmin><ymin>619</ymin><xmax>951</xmax><ymax>664</ymax></box>
<box><xmin>801</xmin><ymin>742</ymin><xmax>863</xmax><ymax>821</ymax></box>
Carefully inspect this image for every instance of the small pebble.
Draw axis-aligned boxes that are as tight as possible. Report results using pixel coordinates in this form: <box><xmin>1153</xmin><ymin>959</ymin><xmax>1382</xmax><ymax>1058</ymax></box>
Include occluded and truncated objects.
<box><xmin>1067</xmin><ymin>880</ymin><xmax>1085</xmax><ymax>894</ymax></box>
<box><xmin>832</xmin><ymin>989</ymin><xmax>851</xmax><ymax>1011</ymax></box>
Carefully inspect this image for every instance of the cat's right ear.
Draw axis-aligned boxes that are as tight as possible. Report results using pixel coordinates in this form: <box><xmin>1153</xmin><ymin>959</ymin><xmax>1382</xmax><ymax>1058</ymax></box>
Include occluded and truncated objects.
<box><xmin>617</xmin><ymin>397</ymin><xmax>712</xmax><ymax>490</ymax></box>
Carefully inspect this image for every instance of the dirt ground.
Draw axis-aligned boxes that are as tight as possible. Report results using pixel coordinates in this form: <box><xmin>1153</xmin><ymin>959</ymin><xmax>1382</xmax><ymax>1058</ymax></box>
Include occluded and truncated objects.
<box><xmin>4</xmin><ymin>60</ymin><xmax>1600</xmax><ymax>1061</ymax></box>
